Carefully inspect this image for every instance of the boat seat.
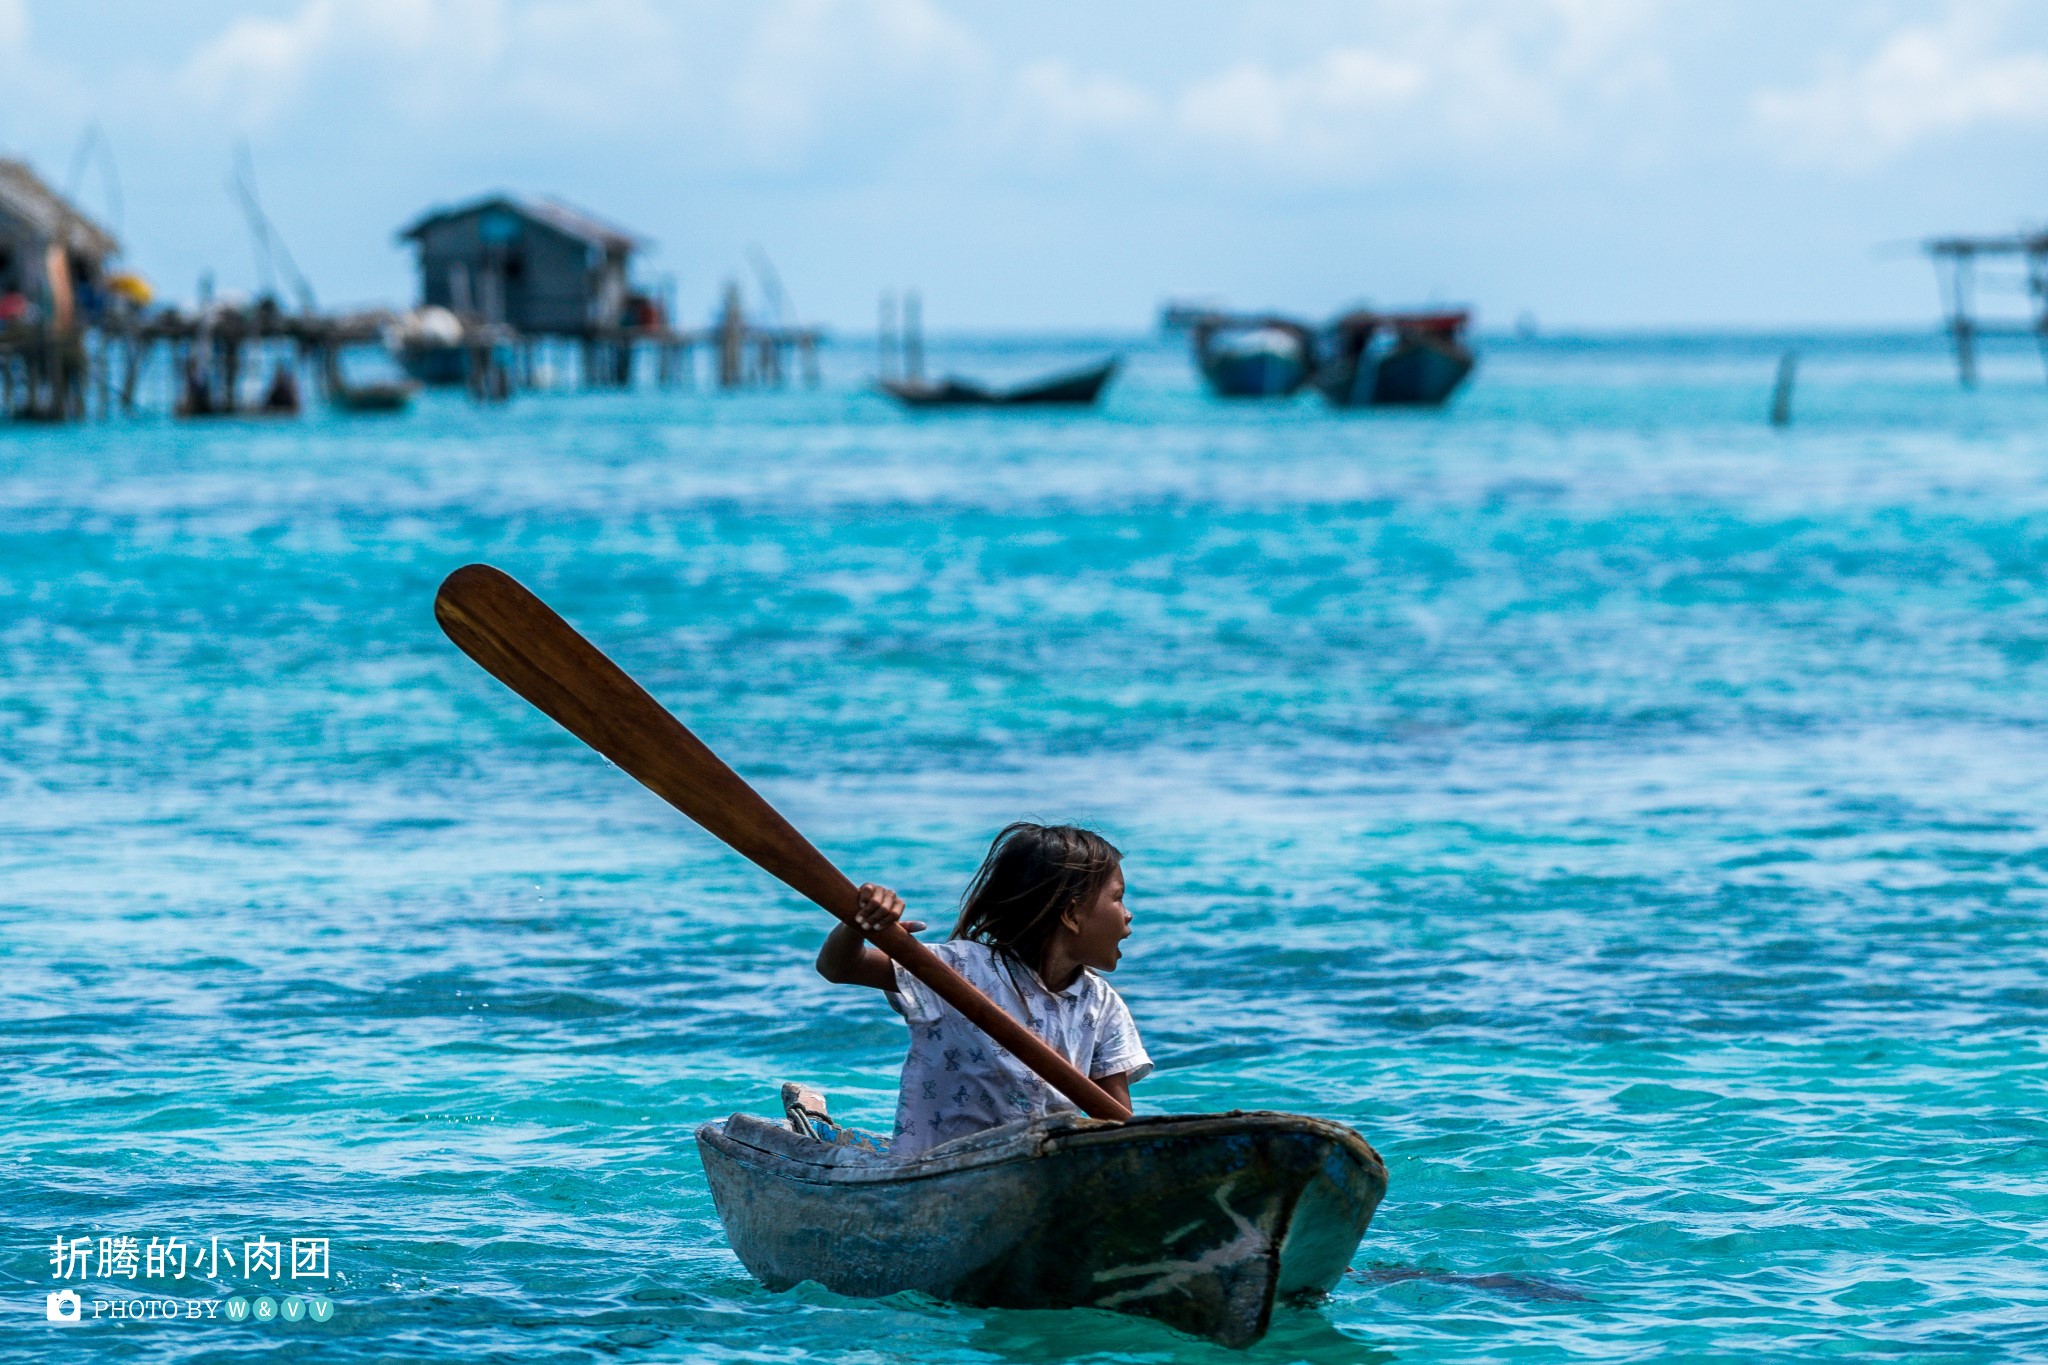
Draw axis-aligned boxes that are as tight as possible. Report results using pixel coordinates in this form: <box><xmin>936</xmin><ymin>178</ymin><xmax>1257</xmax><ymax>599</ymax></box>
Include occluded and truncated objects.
<box><xmin>773</xmin><ymin>1083</ymin><xmax>892</xmax><ymax>1157</ymax></box>
<box><xmin>725</xmin><ymin>1112</ymin><xmax>896</xmax><ymax>1169</ymax></box>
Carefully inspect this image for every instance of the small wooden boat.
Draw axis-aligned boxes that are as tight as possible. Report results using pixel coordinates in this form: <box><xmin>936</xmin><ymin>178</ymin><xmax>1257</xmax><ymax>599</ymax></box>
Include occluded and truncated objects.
<box><xmin>174</xmin><ymin>358</ymin><xmax>301</xmax><ymax>419</ymax></box>
<box><xmin>1313</xmin><ymin>310</ymin><xmax>1475</xmax><ymax>408</ymax></box>
<box><xmin>878</xmin><ymin>357</ymin><xmax>1116</xmax><ymax>409</ymax></box>
<box><xmin>329</xmin><ymin>379</ymin><xmax>418</xmax><ymax>413</ymax></box>
<box><xmin>1193</xmin><ymin>320</ymin><xmax>1316</xmax><ymax>399</ymax></box>
<box><xmin>697</xmin><ymin>1108</ymin><xmax>1387</xmax><ymax>1348</ymax></box>
<box><xmin>320</xmin><ymin>345</ymin><xmax>420</xmax><ymax>413</ymax></box>
<box><xmin>397</xmin><ymin>341</ymin><xmax>469</xmax><ymax>387</ymax></box>
<box><xmin>389</xmin><ymin>306</ymin><xmax>471</xmax><ymax>387</ymax></box>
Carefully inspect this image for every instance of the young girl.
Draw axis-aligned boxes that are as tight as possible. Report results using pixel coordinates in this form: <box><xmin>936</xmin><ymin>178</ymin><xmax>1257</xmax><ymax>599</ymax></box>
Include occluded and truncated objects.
<box><xmin>815</xmin><ymin>822</ymin><xmax>1151</xmax><ymax>1158</ymax></box>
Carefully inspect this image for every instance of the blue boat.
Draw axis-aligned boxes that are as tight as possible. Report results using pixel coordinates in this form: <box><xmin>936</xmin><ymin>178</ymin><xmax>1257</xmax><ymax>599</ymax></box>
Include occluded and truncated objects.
<box><xmin>1313</xmin><ymin>310</ymin><xmax>1476</xmax><ymax>408</ymax></box>
<box><xmin>387</xmin><ymin>306</ymin><xmax>471</xmax><ymax>387</ymax></box>
<box><xmin>1193</xmin><ymin>320</ymin><xmax>1316</xmax><ymax>399</ymax></box>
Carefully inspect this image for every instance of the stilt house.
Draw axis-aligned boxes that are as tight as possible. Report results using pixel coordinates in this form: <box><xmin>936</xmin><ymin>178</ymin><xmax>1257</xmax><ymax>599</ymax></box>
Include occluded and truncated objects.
<box><xmin>398</xmin><ymin>194</ymin><xmax>642</xmax><ymax>335</ymax></box>
<box><xmin>0</xmin><ymin>159</ymin><xmax>120</xmax><ymax>328</ymax></box>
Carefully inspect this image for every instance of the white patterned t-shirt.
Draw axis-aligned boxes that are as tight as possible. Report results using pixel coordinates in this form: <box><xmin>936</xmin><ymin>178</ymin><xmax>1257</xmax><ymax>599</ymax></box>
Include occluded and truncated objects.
<box><xmin>886</xmin><ymin>939</ymin><xmax>1151</xmax><ymax>1159</ymax></box>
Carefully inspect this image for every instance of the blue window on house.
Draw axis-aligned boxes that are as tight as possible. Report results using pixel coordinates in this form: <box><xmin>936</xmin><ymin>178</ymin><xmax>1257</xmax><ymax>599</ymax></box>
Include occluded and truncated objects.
<box><xmin>479</xmin><ymin>210</ymin><xmax>519</xmax><ymax>245</ymax></box>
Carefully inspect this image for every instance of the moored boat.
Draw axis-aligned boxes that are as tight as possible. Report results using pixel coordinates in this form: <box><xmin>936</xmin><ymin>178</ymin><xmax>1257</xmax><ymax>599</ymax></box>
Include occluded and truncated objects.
<box><xmin>697</xmin><ymin>1107</ymin><xmax>1387</xmax><ymax>1348</ymax></box>
<box><xmin>1193</xmin><ymin>320</ymin><xmax>1315</xmax><ymax>398</ymax></box>
<box><xmin>330</xmin><ymin>378</ymin><xmax>418</xmax><ymax>413</ymax></box>
<box><xmin>1314</xmin><ymin>309</ymin><xmax>1475</xmax><ymax>408</ymax></box>
<box><xmin>387</xmin><ymin>305</ymin><xmax>470</xmax><ymax>387</ymax></box>
<box><xmin>879</xmin><ymin>356</ymin><xmax>1117</xmax><ymax>409</ymax></box>
<box><xmin>321</xmin><ymin>346</ymin><xmax>420</xmax><ymax>413</ymax></box>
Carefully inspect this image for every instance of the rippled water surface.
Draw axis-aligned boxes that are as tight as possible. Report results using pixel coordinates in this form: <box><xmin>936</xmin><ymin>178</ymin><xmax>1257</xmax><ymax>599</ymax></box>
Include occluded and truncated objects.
<box><xmin>5</xmin><ymin>333</ymin><xmax>2047</xmax><ymax>1361</ymax></box>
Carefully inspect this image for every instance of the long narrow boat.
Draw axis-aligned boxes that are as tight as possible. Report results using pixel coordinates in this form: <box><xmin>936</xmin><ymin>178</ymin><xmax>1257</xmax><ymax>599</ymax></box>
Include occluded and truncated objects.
<box><xmin>329</xmin><ymin>378</ymin><xmax>418</xmax><ymax>413</ymax></box>
<box><xmin>698</xmin><ymin>1108</ymin><xmax>1387</xmax><ymax>1347</ymax></box>
<box><xmin>878</xmin><ymin>357</ymin><xmax>1117</xmax><ymax>409</ymax></box>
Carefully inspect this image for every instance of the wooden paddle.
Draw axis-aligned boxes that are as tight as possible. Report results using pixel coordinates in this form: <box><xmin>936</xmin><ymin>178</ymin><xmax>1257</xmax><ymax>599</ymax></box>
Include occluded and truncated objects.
<box><xmin>434</xmin><ymin>563</ymin><xmax>1132</xmax><ymax>1123</ymax></box>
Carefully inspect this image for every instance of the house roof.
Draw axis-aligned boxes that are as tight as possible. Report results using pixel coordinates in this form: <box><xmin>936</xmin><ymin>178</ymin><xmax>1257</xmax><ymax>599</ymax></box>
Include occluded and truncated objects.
<box><xmin>398</xmin><ymin>194</ymin><xmax>645</xmax><ymax>252</ymax></box>
<box><xmin>0</xmin><ymin>158</ymin><xmax>120</xmax><ymax>262</ymax></box>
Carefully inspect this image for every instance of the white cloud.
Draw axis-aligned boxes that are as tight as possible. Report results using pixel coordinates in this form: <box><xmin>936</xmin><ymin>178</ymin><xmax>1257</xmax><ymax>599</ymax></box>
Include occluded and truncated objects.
<box><xmin>0</xmin><ymin>0</ymin><xmax>27</xmax><ymax>54</ymax></box>
<box><xmin>995</xmin><ymin>0</ymin><xmax>1669</xmax><ymax>183</ymax></box>
<box><xmin>177</xmin><ymin>0</ymin><xmax>505</xmax><ymax>128</ymax></box>
<box><xmin>178</xmin><ymin>0</ymin><xmax>341</xmax><ymax>125</ymax></box>
<box><xmin>491</xmin><ymin>1</ymin><xmax>685</xmax><ymax>129</ymax></box>
<box><xmin>23</xmin><ymin>0</ymin><xmax>1675</xmax><ymax>191</ymax></box>
<box><xmin>1010</xmin><ymin>60</ymin><xmax>1156</xmax><ymax>143</ymax></box>
<box><xmin>174</xmin><ymin>0</ymin><xmax>697</xmax><ymax>133</ymax></box>
<box><xmin>726</xmin><ymin>0</ymin><xmax>985</xmax><ymax>168</ymax></box>
<box><xmin>1755</xmin><ymin>4</ymin><xmax>2048</xmax><ymax>169</ymax></box>
<box><xmin>0</xmin><ymin>0</ymin><xmax>95</xmax><ymax>141</ymax></box>
<box><xmin>166</xmin><ymin>0</ymin><xmax>990</xmax><ymax>169</ymax></box>
<box><xmin>1177</xmin><ymin>49</ymin><xmax>1426</xmax><ymax>163</ymax></box>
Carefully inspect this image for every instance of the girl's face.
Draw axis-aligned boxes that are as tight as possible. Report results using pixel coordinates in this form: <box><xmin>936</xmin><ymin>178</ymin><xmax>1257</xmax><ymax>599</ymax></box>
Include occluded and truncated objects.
<box><xmin>1061</xmin><ymin>865</ymin><xmax>1132</xmax><ymax>973</ymax></box>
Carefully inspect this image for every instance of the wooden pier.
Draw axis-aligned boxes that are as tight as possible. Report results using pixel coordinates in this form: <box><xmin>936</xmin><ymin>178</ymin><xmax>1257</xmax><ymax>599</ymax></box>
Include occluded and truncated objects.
<box><xmin>3</xmin><ymin>169</ymin><xmax>824</xmax><ymax>423</ymax></box>
<box><xmin>1924</xmin><ymin>232</ymin><xmax>2048</xmax><ymax>387</ymax></box>
<box><xmin>3</xmin><ymin>306</ymin><xmax>824</xmax><ymax>421</ymax></box>
<box><xmin>3</xmin><ymin>301</ymin><xmax>399</xmax><ymax>421</ymax></box>
<box><xmin>394</xmin><ymin>194</ymin><xmax>821</xmax><ymax>401</ymax></box>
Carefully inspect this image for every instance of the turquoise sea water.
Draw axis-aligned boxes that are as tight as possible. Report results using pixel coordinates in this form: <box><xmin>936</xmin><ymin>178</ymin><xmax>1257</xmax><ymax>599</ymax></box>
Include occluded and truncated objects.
<box><xmin>4</xmin><ymin>332</ymin><xmax>2046</xmax><ymax>1362</ymax></box>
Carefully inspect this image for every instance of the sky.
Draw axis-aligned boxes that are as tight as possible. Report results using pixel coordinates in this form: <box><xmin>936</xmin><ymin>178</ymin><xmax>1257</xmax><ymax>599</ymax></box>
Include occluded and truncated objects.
<box><xmin>5</xmin><ymin>0</ymin><xmax>2048</xmax><ymax>332</ymax></box>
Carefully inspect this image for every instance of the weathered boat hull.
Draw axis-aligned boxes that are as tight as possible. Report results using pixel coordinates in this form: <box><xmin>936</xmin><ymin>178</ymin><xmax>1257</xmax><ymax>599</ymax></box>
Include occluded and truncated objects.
<box><xmin>331</xmin><ymin>380</ymin><xmax>418</xmax><ymax>413</ymax></box>
<box><xmin>1198</xmin><ymin>331</ymin><xmax>1312</xmax><ymax>398</ymax></box>
<box><xmin>397</xmin><ymin>341</ymin><xmax>469</xmax><ymax>387</ymax></box>
<box><xmin>1366</xmin><ymin>337</ymin><xmax>1474</xmax><ymax>406</ymax></box>
<box><xmin>1315</xmin><ymin>333</ymin><xmax>1475</xmax><ymax>408</ymax></box>
<box><xmin>880</xmin><ymin>358</ymin><xmax>1117</xmax><ymax>409</ymax></box>
<box><xmin>1202</xmin><ymin>351</ymin><xmax>1307</xmax><ymax>398</ymax></box>
<box><xmin>697</xmin><ymin>1110</ymin><xmax>1386</xmax><ymax>1348</ymax></box>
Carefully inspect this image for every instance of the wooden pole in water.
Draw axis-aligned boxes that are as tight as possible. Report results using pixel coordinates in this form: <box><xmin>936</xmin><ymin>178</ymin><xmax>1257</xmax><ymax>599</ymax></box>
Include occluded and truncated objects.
<box><xmin>2029</xmin><ymin>241</ymin><xmax>2048</xmax><ymax>386</ymax></box>
<box><xmin>119</xmin><ymin>324</ymin><xmax>139</xmax><ymax>413</ymax></box>
<box><xmin>1942</xmin><ymin>246</ymin><xmax>1978</xmax><ymax>389</ymax></box>
<box><xmin>877</xmin><ymin>291</ymin><xmax>897</xmax><ymax>382</ymax></box>
<box><xmin>1769</xmin><ymin>351</ymin><xmax>1796</xmax><ymax>428</ymax></box>
<box><xmin>904</xmin><ymin>289</ymin><xmax>923</xmax><ymax>383</ymax></box>
<box><xmin>719</xmin><ymin>282</ymin><xmax>745</xmax><ymax>389</ymax></box>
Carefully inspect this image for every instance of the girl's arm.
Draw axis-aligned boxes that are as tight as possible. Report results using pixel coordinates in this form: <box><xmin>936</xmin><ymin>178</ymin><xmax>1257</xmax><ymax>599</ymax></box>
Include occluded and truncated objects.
<box><xmin>1095</xmin><ymin>1072</ymin><xmax>1133</xmax><ymax>1110</ymax></box>
<box><xmin>815</xmin><ymin>884</ymin><xmax>926</xmax><ymax>991</ymax></box>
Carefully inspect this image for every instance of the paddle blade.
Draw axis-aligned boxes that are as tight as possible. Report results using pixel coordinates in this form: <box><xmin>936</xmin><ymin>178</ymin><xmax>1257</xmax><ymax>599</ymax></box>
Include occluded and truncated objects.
<box><xmin>433</xmin><ymin>562</ymin><xmax>858</xmax><ymax>918</ymax></box>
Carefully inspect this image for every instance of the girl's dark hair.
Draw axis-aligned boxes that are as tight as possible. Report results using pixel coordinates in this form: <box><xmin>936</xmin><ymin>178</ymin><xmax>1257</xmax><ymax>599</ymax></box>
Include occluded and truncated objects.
<box><xmin>952</xmin><ymin>823</ymin><xmax>1122</xmax><ymax>974</ymax></box>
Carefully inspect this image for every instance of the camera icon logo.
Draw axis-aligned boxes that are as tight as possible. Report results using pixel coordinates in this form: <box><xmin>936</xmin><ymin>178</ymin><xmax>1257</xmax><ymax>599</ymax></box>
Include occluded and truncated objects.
<box><xmin>46</xmin><ymin>1288</ymin><xmax>82</xmax><ymax>1323</ymax></box>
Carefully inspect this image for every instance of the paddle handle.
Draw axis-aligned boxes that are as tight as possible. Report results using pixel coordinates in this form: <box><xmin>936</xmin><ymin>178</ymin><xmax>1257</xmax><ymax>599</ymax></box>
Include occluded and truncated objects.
<box><xmin>433</xmin><ymin>564</ymin><xmax>1131</xmax><ymax>1123</ymax></box>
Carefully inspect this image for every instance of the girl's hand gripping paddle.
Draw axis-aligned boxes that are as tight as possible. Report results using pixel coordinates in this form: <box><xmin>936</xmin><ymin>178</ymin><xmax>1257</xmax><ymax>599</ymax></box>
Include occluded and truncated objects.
<box><xmin>433</xmin><ymin>563</ymin><xmax>1132</xmax><ymax>1123</ymax></box>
